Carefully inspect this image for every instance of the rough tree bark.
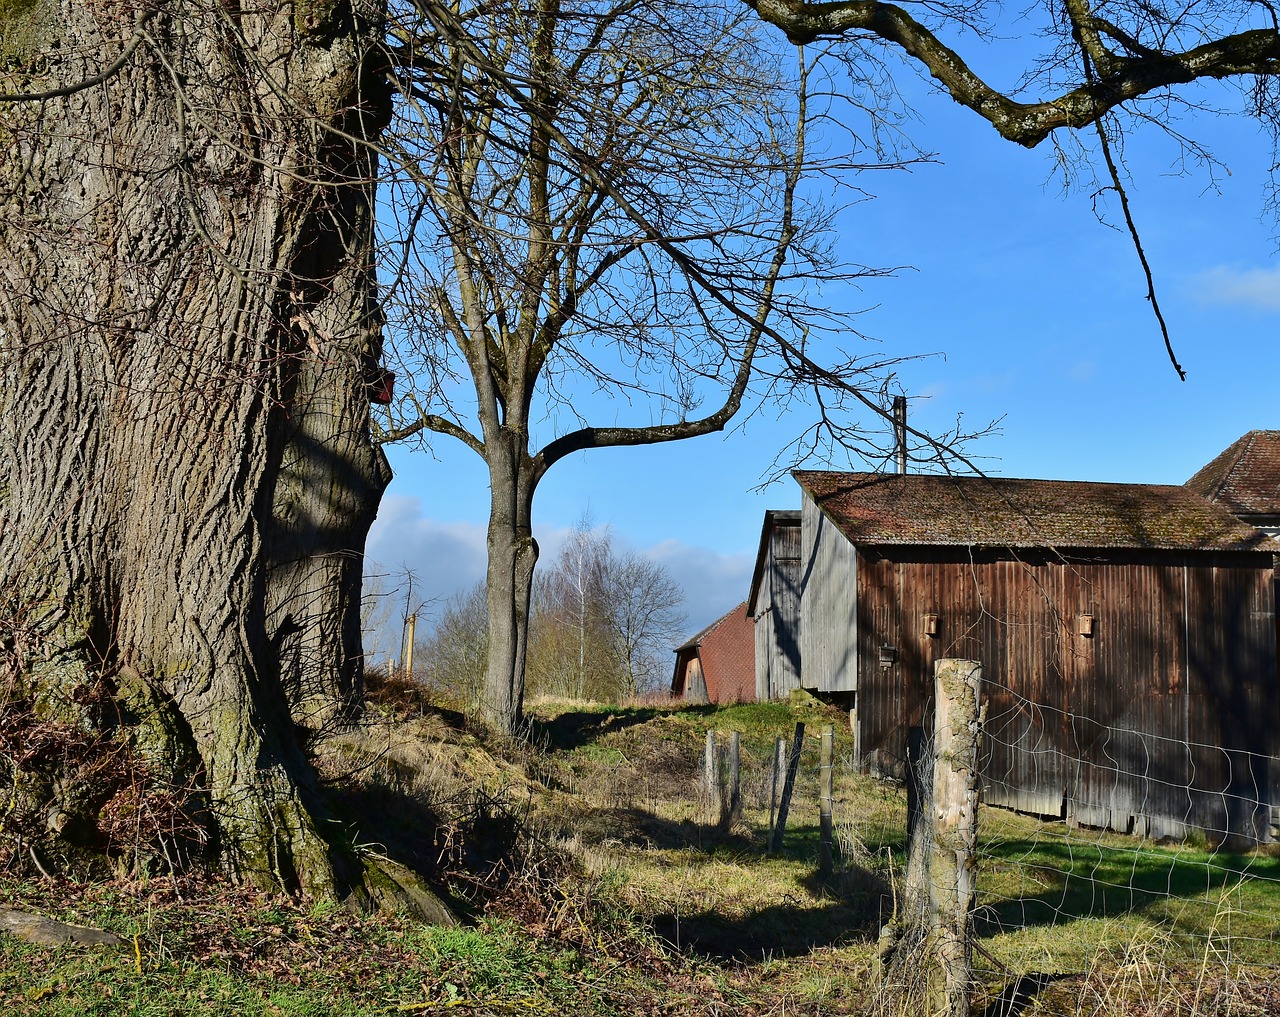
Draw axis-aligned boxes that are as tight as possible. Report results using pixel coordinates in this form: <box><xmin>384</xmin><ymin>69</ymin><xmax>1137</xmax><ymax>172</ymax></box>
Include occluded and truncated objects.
<box><xmin>877</xmin><ymin>659</ymin><xmax>984</xmax><ymax>1017</ymax></box>
<box><xmin>482</xmin><ymin>442</ymin><xmax>538</xmax><ymax>734</ymax></box>
<box><xmin>0</xmin><ymin>0</ymin><xmax>426</xmax><ymax>906</ymax></box>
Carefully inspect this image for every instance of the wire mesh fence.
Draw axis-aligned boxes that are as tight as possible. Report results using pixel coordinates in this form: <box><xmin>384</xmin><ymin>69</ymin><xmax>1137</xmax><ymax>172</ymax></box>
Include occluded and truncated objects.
<box><xmin>698</xmin><ymin>682</ymin><xmax>1280</xmax><ymax>1009</ymax></box>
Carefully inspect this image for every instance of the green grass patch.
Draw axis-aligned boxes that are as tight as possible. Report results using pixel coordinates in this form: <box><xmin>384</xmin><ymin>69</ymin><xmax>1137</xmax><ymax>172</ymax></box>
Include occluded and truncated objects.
<box><xmin>7</xmin><ymin>698</ymin><xmax>1280</xmax><ymax>1016</ymax></box>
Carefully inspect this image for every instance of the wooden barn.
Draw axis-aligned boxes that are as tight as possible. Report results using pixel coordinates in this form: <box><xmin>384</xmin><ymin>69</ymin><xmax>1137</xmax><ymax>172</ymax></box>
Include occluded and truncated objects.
<box><xmin>670</xmin><ymin>602</ymin><xmax>755</xmax><ymax>704</ymax></box>
<box><xmin>747</xmin><ymin>510</ymin><xmax>802</xmax><ymax>701</ymax></box>
<box><xmin>791</xmin><ymin>461</ymin><xmax>1280</xmax><ymax>843</ymax></box>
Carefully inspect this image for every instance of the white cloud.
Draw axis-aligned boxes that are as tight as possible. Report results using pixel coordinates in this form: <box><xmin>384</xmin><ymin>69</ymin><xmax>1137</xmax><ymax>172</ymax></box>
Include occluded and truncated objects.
<box><xmin>1192</xmin><ymin>265</ymin><xmax>1280</xmax><ymax>311</ymax></box>
<box><xmin>361</xmin><ymin>495</ymin><xmax>755</xmax><ymax>655</ymax></box>
<box><xmin>645</xmin><ymin>538</ymin><xmax>755</xmax><ymax>638</ymax></box>
<box><xmin>363</xmin><ymin>496</ymin><xmax>489</xmax><ymax>656</ymax></box>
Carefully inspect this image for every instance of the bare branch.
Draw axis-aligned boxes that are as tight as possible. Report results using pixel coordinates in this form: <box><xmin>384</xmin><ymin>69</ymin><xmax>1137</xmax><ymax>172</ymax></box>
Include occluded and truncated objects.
<box><xmin>0</xmin><ymin>12</ymin><xmax>152</xmax><ymax>103</ymax></box>
<box><xmin>742</xmin><ymin>0</ymin><xmax>1280</xmax><ymax>146</ymax></box>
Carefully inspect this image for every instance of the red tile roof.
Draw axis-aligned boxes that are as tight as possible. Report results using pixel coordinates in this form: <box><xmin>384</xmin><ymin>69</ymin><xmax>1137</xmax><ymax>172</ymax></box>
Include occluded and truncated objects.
<box><xmin>793</xmin><ymin>470</ymin><xmax>1280</xmax><ymax>552</ymax></box>
<box><xmin>1185</xmin><ymin>430</ymin><xmax>1280</xmax><ymax>518</ymax></box>
<box><xmin>674</xmin><ymin>601</ymin><xmax>755</xmax><ymax>703</ymax></box>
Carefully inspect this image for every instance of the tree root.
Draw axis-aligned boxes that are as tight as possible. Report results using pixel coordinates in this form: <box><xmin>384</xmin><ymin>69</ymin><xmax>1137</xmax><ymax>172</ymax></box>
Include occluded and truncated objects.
<box><xmin>348</xmin><ymin>854</ymin><xmax>456</xmax><ymax>925</ymax></box>
<box><xmin>0</xmin><ymin>907</ymin><xmax>125</xmax><ymax>948</ymax></box>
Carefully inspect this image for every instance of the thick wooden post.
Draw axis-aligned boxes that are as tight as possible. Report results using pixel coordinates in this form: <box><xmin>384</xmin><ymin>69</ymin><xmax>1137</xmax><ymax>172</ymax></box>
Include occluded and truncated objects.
<box><xmin>819</xmin><ymin>724</ymin><xmax>834</xmax><ymax>876</ymax></box>
<box><xmin>877</xmin><ymin>659</ymin><xmax>984</xmax><ymax>1017</ymax></box>
<box><xmin>926</xmin><ymin>659</ymin><xmax>985</xmax><ymax>1017</ymax></box>
<box><xmin>703</xmin><ymin>730</ymin><xmax>719</xmax><ymax>820</ymax></box>
<box><xmin>727</xmin><ymin>730</ymin><xmax>742</xmax><ymax>829</ymax></box>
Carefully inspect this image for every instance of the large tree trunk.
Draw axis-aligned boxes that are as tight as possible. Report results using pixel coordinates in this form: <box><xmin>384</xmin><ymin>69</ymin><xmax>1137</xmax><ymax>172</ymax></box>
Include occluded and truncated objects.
<box><xmin>481</xmin><ymin>439</ymin><xmax>538</xmax><ymax>735</ymax></box>
<box><xmin>0</xmin><ymin>0</ymin><xmax>408</xmax><ymax>902</ymax></box>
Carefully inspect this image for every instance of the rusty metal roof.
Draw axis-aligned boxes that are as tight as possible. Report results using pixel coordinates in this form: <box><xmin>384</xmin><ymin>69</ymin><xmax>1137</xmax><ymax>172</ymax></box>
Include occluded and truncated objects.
<box><xmin>1185</xmin><ymin>430</ymin><xmax>1280</xmax><ymax>519</ymax></box>
<box><xmin>793</xmin><ymin>470</ymin><xmax>1280</xmax><ymax>552</ymax></box>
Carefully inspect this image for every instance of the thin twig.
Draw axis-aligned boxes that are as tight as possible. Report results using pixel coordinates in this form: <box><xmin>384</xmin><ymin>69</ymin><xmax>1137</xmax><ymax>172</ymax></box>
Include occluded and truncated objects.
<box><xmin>1081</xmin><ymin>49</ymin><xmax>1186</xmax><ymax>381</ymax></box>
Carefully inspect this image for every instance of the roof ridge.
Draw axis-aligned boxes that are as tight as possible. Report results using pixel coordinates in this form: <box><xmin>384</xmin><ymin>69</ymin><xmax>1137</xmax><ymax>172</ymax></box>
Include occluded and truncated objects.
<box><xmin>793</xmin><ymin>468</ymin><xmax>1280</xmax><ymax>553</ymax></box>
<box><xmin>676</xmin><ymin>600</ymin><xmax>749</xmax><ymax>651</ymax></box>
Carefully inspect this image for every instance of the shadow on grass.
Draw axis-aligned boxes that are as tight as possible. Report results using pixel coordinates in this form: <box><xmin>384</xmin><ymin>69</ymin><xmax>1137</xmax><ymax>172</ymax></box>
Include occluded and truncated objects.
<box><xmin>575</xmin><ymin>805</ymin><xmax>758</xmax><ymax>853</ymax></box>
<box><xmin>976</xmin><ymin>837</ymin><xmax>1280</xmax><ymax>935</ymax></box>
<box><xmin>976</xmin><ymin>972</ymin><xmax>1077</xmax><ymax>1017</ymax></box>
<box><xmin>652</xmin><ymin>891</ymin><xmax>881</xmax><ymax>961</ymax></box>
<box><xmin>528</xmin><ymin>705</ymin><xmax>718</xmax><ymax>752</ymax></box>
<box><xmin>636</xmin><ymin>818</ymin><xmax>890</xmax><ymax>962</ymax></box>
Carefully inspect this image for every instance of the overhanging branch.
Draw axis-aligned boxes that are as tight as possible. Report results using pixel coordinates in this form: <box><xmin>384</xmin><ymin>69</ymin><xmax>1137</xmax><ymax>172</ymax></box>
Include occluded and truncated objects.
<box><xmin>743</xmin><ymin>0</ymin><xmax>1280</xmax><ymax>146</ymax></box>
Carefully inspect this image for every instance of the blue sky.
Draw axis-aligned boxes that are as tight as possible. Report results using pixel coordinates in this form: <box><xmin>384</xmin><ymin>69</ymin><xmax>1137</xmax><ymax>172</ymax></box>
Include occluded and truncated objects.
<box><xmin>367</xmin><ymin>45</ymin><xmax>1279</xmax><ymax>647</ymax></box>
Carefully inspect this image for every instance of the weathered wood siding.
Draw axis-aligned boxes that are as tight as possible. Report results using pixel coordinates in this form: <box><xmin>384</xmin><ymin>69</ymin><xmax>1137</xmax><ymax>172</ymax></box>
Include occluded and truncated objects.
<box><xmin>755</xmin><ymin>517</ymin><xmax>803</xmax><ymax>699</ymax></box>
<box><xmin>799</xmin><ymin>492</ymin><xmax>858</xmax><ymax>694</ymax></box>
<box><xmin>853</xmin><ymin>547</ymin><xmax>1279</xmax><ymax>842</ymax></box>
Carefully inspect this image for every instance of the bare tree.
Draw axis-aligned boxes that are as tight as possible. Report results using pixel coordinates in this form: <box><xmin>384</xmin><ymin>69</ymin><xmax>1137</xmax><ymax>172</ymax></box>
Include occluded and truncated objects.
<box><xmin>531</xmin><ymin>517</ymin><xmax>614</xmax><ymax>700</ymax></box>
<box><xmin>374</xmin><ymin>0</ymin><xmax>889</xmax><ymax>734</ymax></box>
<box><xmin>5</xmin><ymin>0</ymin><xmax>1280</xmax><ymax>908</ymax></box>
<box><xmin>527</xmin><ymin>519</ymin><xmax>684</xmax><ymax>702</ymax></box>
<box><xmin>604</xmin><ymin>550</ymin><xmax>686</xmax><ymax>697</ymax></box>
<box><xmin>414</xmin><ymin>581</ymin><xmax>489</xmax><ymax>709</ymax></box>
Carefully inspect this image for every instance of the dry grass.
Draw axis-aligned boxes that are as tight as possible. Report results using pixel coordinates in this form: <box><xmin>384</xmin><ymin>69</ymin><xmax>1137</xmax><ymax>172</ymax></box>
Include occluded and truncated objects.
<box><xmin>5</xmin><ymin>684</ymin><xmax>1280</xmax><ymax>1016</ymax></box>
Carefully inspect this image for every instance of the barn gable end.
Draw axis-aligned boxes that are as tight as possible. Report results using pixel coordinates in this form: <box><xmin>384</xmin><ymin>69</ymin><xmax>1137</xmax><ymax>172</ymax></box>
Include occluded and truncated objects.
<box><xmin>747</xmin><ymin>510</ymin><xmax>802</xmax><ymax>700</ymax></box>
<box><xmin>671</xmin><ymin>602</ymin><xmax>755</xmax><ymax>704</ymax></box>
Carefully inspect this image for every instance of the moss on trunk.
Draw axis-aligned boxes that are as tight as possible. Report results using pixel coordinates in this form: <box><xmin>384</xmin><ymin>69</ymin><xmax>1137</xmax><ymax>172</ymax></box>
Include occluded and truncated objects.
<box><xmin>0</xmin><ymin>0</ymin><xmax>443</xmax><ymax>917</ymax></box>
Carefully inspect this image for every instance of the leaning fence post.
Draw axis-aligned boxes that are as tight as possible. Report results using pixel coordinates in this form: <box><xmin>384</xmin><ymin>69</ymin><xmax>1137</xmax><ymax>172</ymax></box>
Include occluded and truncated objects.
<box><xmin>770</xmin><ymin>722</ymin><xmax>805</xmax><ymax>853</ymax></box>
<box><xmin>819</xmin><ymin>724</ymin><xmax>835</xmax><ymax>876</ymax></box>
<box><xmin>903</xmin><ymin>725</ymin><xmax>932</xmax><ymax>917</ymax></box>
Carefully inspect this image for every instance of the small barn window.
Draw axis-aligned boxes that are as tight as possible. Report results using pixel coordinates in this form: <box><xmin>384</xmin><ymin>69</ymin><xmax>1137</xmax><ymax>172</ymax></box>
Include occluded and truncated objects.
<box><xmin>1078</xmin><ymin>613</ymin><xmax>1095</xmax><ymax>637</ymax></box>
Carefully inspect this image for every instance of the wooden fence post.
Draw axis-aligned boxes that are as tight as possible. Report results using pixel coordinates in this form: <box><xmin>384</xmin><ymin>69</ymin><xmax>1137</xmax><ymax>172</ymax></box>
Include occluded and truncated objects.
<box><xmin>877</xmin><ymin>659</ymin><xmax>984</xmax><ymax>1017</ymax></box>
<box><xmin>727</xmin><ymin>730</ymin><xmax>742</xmax><ymax>829</ymax></box>
<box><xmin>768</xmin><ymin>736</ymin><xmax>785</xmax><ymax>847</ymax></box>
<box><xmin>703</xmin><ymin>729</ymin><xmax>719</xmax><ymax>821</ymax></box>
<box><xmin>402</xmin><ymin>612</ymin><xmax>416</xmax><ymax>681</ymax></box>
<box><xmin>926</xmin><ymin>658</ymin><xmax>985</xmax><ymax>1017</ymax></box>
<box><xmin>903</xmin><ymin>724</ymin><xmax>932</xmax><ymax>920</ymax></box>
<box><xmin>819</xmin><ymin>724</ymin><xmax>834</xmax><ymax>876</ymax></box>
<box><xmin>769</xmin><ymin>722</ymin><xmax>805</xmax><ymax>853</ymax></box>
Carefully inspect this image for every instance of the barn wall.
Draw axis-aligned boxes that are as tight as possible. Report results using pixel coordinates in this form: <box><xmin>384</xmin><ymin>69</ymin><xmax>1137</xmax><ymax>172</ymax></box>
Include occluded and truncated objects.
<box><xmin>799</xmin><ymin>493</ymin><xmax>858</xmax><ymax>693</ymax></box>
<box><xmin>853</xmin><ymin>547</ymin><xmax>1279</xmax><ymax>842</ymax></box>
<box><xmin>756</xmin><ymin>519</ymin><xmax>803</xmax><ymax>700</ymax></box>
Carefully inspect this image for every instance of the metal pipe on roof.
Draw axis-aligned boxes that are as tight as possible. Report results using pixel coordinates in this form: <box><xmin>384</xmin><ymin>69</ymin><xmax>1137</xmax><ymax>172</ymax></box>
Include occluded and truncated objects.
<box><xmin>893</xmin><ymin>395</ymin><xmax>907</xmax><ymax>475</ymax></box>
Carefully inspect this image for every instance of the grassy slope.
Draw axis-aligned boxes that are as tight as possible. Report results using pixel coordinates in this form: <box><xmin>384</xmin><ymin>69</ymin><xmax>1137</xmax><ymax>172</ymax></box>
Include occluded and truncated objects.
<box><xmin>3</xmin><ymin>689</ymin><xmax>1279</xmax><ymax>1015</ymax></box>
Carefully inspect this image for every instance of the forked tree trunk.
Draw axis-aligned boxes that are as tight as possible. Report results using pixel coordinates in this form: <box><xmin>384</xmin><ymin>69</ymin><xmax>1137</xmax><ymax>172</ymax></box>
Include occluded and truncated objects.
<box><xmin>0</xmin><ymin>0</ymin><xmax>415</xmax><ymax>903</ymax></box>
